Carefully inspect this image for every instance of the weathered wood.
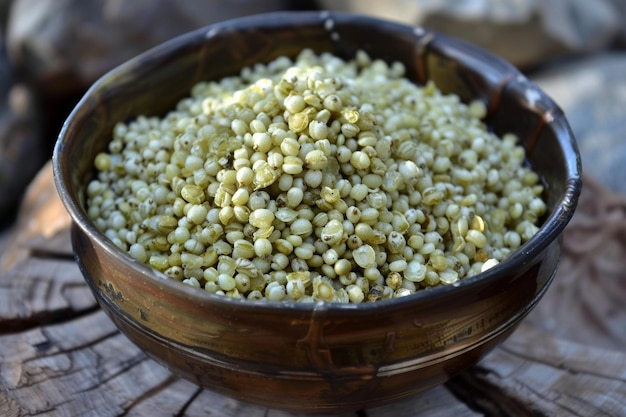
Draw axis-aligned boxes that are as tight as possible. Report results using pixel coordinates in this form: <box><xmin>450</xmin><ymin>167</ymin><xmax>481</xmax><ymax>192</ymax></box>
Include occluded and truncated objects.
<box><xmin>450</xmin><ymin>322</ymin><xmax>626</xmax><ymax>416</ymax></box>
<box><xmin>525</xmin><ymin>175</ymin><xmax>626</xmax><ymax>351</ymax></box>
<box><xmin>1</xmin><ymin>162</ymin><xmax>625</xmax><ymax>417</ymax></box>
<box><xmin>0</xmin><ymin>257</ymin><xmax>96</xmax><ymax>332</ymax></box>
<box><xmin>0</xmin><ymin>164</ymin><xmax>72</xmax><ymax>272</ymax></box>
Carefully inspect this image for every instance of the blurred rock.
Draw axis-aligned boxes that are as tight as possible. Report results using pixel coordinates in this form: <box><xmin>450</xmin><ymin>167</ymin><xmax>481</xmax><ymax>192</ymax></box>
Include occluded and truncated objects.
<box><xmin>0</xmin><ymin>43</ymin><xmax>44</xmax><ymax>217</ymax></box>
<box><xmin>532</xmin><ymin>53</ymin><xmax>626</xmax><ymax>195</ymax></box>
<box><xmin>606</xmin><ymin>0</ymin><xmax>626</xmax><ymax>47</ymax></box>
<box><xmin>5</xmin><ymin>0</ymin><xmax>294</xmax><ymax>98</ymax></box>
<box><xmin>0</xmin><ymin>0</ymin><xmax>11</xmax><ymax>27</ymax></box>
<box><xmin>317</xmin><ymin>0</ymin><xmax>626</xmax><ymax>69</ymax></box>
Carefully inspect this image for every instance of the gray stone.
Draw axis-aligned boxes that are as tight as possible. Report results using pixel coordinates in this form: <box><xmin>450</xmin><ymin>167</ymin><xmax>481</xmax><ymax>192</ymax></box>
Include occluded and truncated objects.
<box><xmin>0</xmin><ymin>48</ymin><xmax>44</xmax><ymax>217</ymax></box>
<box><xmin>317</xmin><ymin>0</ymin><xmax>626</xmax><ymax>69</ymax></box>
<box><xmin>5</xmin><ymin>0</ymin><xmax>293</xmax><ymax>97</ymax></box>
<box><xmin>532</xmin><ymin>53</ymin><xmax>626</xmax><ymax>195</ymax></box>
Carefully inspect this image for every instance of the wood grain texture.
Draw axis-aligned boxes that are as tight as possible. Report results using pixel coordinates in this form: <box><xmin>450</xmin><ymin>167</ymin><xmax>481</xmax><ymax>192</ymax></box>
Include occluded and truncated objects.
<box><xmin>449</xmin><ymin>322</ymin><xmax>626</xmax><ymax>416</ymax></box>
<box><xmin>0</xmin><ymin>162</ymin><xmax>624</xmax><ymax>416</ymax></box>
<box><xmin>526</xmin><ymin>175</ymin><xmax>626</xmax><ymax>351</ymax></box>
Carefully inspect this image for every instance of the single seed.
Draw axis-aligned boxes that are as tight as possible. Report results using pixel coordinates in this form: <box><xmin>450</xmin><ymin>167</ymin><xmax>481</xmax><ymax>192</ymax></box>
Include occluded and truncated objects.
<box><xmin>353</xmin><ymin>244</ymin><xmax>376</xmax><ymax>268</ymax></box>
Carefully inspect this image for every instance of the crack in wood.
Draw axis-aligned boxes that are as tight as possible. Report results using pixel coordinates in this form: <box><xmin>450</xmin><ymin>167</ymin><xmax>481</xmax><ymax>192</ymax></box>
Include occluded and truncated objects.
<box><xmin>29</xmin><ymin>406</ymin><xmax>60</xmax><ymax>416</ymax></box>
<box><xmin>0</xmin><ymin>255</ymin><xmax>96</xmax><ymax>337</ymax></box>
<box><xmin>499</xmin><ymin>345</ymin><xmax>626</xmax><ymax>384</ymax></box>
<box><xmin>113</xmin><ymin>375</ymin><xmax>183</xmax><ymax>417</ymax></box>
<box><xmin>40</xmin><ymin>326</ymin><xmax>119</xmax><ymax>359</ymax></box>
<box><xmin>0</xmin><ymin>305</ymin><xmax>101</xmax><ymax>336</ymax></box>
<box><xmin>514</xmin><ymin>380</ymin><xmax>611</xmax><ymax>417</ymax></box>
<box><xmin>78</xmin><ymin>353</ymin><xmax>151</xmax><ymax>394</ymax></box>
<box><xmin>174</xmin><ymin>385</ymin><xmax>204</xmax><ymax>417</ymax></box>
<box><xmin>445</xmin><ymin>367</ymin><xmax>548</xmax><ymax>417</ymax></box>
<box><xmin>30</xmin><ymin>249</ymin><xmax>76</xmax><ymax>261</ymax></box>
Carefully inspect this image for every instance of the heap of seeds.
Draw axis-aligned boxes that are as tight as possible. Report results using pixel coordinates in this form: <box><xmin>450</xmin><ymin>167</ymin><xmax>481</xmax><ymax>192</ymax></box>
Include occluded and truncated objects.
<box><xmin>85</xmin><ymin>49</ymin><xmax>546</xmax><ymax>303</ymax></box>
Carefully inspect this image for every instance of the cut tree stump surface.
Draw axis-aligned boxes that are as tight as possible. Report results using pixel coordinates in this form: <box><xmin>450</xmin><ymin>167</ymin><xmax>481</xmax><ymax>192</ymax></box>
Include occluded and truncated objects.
<box><xmin>1</xmin><ymin>163</ymin><xmax>625</xmax><ymax>417</ymax></box>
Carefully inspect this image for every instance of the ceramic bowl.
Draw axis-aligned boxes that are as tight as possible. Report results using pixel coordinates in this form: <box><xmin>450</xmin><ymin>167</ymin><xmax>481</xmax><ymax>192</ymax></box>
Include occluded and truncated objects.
<box><xmin>53</xmin><ymin>11</ymin><xmax>582</xmax><ymax>413</ymax></box>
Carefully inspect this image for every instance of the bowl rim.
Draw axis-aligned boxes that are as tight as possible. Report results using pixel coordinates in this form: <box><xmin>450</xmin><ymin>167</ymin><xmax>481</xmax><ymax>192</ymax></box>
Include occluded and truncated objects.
<box><xmin>53</xmin><ymin>10</ymin><xmax>583</xmax><ymax>313</ymax></box>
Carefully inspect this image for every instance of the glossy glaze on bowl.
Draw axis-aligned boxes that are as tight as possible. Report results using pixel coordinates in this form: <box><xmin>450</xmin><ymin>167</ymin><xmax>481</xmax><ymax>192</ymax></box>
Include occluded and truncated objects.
<box><xmin>53</xmin><ymin>11</ymin><xmax>582</xmax><ymax>413</ymax></box>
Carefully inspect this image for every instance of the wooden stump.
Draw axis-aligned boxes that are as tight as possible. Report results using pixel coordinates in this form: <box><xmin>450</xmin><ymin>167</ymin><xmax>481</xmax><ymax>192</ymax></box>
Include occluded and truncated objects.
<box><xmin>1</xmin><ymin>163</ymin><xmax>625</xmax><ymax>416</ymax></box>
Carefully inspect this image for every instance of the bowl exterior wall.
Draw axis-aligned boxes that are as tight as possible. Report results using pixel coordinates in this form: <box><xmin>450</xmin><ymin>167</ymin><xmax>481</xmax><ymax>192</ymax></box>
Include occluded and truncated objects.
<box><xmin>73</xmin><ymin>224</ymin><xmax>559</xmax><ymax>411</ymax></box>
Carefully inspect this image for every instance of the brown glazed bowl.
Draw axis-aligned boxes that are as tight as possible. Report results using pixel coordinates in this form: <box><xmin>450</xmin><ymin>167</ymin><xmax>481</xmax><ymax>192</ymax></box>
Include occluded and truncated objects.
<box><xmin>53</xmin><ymin>11</ymin><xmax>582</xmax><ymax>413</ymax></box>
